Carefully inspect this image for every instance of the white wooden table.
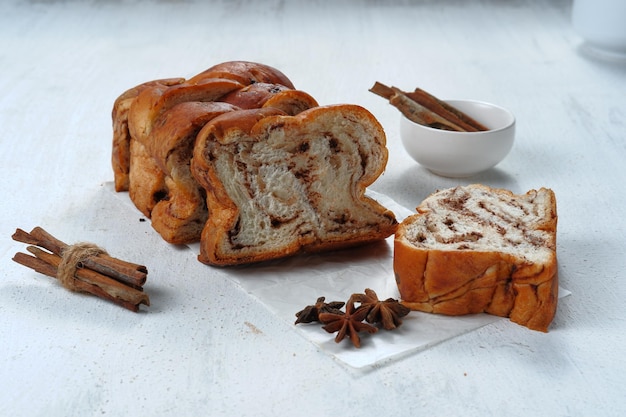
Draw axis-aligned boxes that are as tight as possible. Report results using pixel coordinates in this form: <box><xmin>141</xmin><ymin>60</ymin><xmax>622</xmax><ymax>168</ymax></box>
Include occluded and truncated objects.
<box><xmin>1</xmin><ymin>0</ymin><xmax>625</xmax><ymax>415</ymax></box>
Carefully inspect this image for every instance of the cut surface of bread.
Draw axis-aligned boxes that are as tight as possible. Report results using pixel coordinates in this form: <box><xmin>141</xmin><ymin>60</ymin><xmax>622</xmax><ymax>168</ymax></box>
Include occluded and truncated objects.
<box><xmin>394</xmin><ymin>184</ymin><xmax>558</xmax><ymax>332</ymax></box>
<box><xmin>192</xmin><ymin>105</ymin><xmax>398</xmax><ymax>266</ymax></box>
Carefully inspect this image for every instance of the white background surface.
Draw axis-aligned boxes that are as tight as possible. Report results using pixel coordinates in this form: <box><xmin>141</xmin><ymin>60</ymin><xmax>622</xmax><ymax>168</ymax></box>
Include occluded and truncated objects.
<box><xmin>1</xmin><ymin>0</ymin><xmax>625</xmax><ymax>416</ymax></box>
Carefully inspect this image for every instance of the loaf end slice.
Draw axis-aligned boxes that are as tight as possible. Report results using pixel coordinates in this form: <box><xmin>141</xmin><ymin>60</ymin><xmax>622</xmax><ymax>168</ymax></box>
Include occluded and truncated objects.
<box><xmin>192</xmin><ymin>105</ymin><xmax>398</xmax><ymax>266</ymax></box>
<box><xmin>393</xmin><ymin>184</ymin><xmax>558</xmax><ymax>332</ymax></box>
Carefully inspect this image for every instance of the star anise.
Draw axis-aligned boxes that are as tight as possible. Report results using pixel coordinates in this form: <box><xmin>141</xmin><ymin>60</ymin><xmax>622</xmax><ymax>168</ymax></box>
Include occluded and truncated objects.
<box><xmin>294</xmin><ymin>296</ymin><xmax>345</xmax><ymax>324</ymax></box>
<box><xmin>351</xmin><ymin>288</ymin><xmax>411</xmax><ymax>330</ymax></box>
<box><xmin>318</xmin><ymin>300</ymin><xmax>378</xmax><ymax>348</ymax></box>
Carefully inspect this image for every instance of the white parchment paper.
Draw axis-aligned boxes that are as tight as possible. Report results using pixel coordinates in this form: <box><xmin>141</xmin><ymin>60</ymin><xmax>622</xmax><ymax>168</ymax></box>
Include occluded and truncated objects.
<box><xmin>108</xmin><ymin>184</ymin><xmax>569</xmax><ymax>369</ymax></box>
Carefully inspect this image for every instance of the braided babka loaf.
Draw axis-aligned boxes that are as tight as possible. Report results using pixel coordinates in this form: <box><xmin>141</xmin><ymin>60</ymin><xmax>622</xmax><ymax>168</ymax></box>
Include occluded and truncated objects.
<box><xmin>112</xmin><ymin>61</ymin><xmax>398</xmax><ymax>264</ymax></box>
<box><xmin>394</xmin><ymin>184</ymin><xmax>558</xmax><ymax>332</ymax></box>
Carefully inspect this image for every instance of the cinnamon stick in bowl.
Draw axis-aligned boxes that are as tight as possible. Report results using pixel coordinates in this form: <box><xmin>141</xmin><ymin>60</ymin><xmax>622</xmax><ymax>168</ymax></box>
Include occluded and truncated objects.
<box><xmin>369</xmin><ymin>82</ymin><xmax>488</xmax><ymax>132</ymax></box>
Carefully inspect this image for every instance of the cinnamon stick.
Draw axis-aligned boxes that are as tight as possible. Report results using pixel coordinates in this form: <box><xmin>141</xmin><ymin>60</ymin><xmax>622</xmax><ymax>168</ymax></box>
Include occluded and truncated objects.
<box><xmin>12</xmin><ymin>251</ymin><xmax>58</xmax><ymax>278</ymax></box>
<box><xmin>12</xmin><ymin>227</ymin><xmax>147</xmax><ymax>289</ymax></box>
<box><xmin>11</xmin><ymin>227</ymin><xmax>150</xmax><ymax>312</ymax></box>
<box><xmin>369</xmin><ymin>81</ymin><xmax>489</xmax><ymax>132</ymax></box>
<box><xmin>388</xmin><ymin>88</ymin><xmax>467</xmax><ymax>131</ymax></box>
<box><xmin>30</xmin><ymin>246</ymin><xmax>148</xmax><ymax>309</ymax></box>
<box><xmin>369</xmin><ymin>81</ymin><xmax>396</xmax><ymax>100</ymax></box>
<box><xmin>407</xmin><ymin>88</ymin><xmax>488</xmax><ymax>131</ymax></box>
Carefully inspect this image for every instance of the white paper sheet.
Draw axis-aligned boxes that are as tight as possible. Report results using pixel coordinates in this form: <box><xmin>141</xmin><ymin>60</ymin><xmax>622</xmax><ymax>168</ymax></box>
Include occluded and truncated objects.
<box><xmin>107</xmin><ymin>183</ymin><xmax>569</xmax><ymax>369</ymax></box>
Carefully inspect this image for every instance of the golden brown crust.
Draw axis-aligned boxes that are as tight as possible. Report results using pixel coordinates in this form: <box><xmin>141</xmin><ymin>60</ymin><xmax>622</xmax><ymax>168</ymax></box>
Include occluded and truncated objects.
<box><xmin>128</xmin><ymin>78</ymin><xmax>244</xmax><ymax>146</ymax></box>
<box><xmin>394</xmin><ymin>186</ymin><xmax>558</xmax><ymax>332</ymax></box>
<box><xmin>261</xmin><ymin>89</ymin><xmax>319</xmax><ymax>115</ymax></box>
<box><xmin>187</xmin><ymin>61</ymin><xmax>295</xmax><ymax>89</ymax></box>
<box><xmin>127</xmin><ymin>138</ymin><xmax>166</xmax><ymax>217</ymax></box>
<box><xmin>217</xmin><ymin>83</ymin><xmax>319</xmax><ymax>115</ymax></box>
<box><xmin>218</xmin><ymin>83</ymin><xmax>291</xmax><ymax>109</ymax></box>
<box><xmin>111</xmin><ymin>78</ymin><xmax>185</xmax><ymax>191</ymax></box>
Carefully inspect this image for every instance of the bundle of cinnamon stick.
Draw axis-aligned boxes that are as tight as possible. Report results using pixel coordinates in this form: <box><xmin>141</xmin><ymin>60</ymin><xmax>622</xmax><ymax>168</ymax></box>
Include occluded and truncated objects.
<box><xmin>369</xmin><ymin>82</ymin><xmax>488</xmax><ymax>132</ymax></box>
<box><xmin>12</xmin><ymin>227</ymin><xmax>149</xmax><ymax>312</ymax></box>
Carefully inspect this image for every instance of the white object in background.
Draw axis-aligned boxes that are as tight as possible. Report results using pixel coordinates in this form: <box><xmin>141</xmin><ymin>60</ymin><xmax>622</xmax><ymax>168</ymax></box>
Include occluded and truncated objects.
<box><xmin>572</xmin><ymin>0</ymin><xmax>626</xmax><ymax>57</ymax></box>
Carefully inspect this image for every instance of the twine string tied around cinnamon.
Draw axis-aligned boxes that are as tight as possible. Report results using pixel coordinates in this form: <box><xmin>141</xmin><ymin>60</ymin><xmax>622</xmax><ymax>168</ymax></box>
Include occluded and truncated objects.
<box><xmin>57</xmin><ymin>242</ymin><xmax>108</xmax><ymax>291</ymax></box>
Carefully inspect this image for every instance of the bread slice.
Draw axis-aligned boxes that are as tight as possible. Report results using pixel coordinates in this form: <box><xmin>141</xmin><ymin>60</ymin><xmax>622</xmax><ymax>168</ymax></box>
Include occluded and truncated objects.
<box><xmin>191</xmin><ymin>104</ymin><xmax>399</xmax><ymax>266</ymax></box>
<box><xmin>394</xmin><ymin>184</ymin><xmax>558</xmax><ymax>332</ymax></box>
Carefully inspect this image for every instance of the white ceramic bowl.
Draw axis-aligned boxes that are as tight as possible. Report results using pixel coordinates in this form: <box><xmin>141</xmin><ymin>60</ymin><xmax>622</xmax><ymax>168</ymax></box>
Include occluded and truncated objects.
<box><xmin>399</xmin><ymin>99</ymin><xmax>515</xmax><ymax>177</ymax></box>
